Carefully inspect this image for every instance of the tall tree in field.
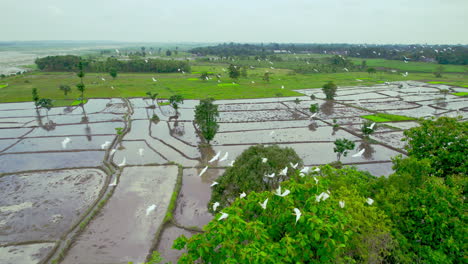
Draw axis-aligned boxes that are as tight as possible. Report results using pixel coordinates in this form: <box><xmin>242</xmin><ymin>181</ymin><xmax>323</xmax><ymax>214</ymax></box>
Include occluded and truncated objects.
<box><xmin>333</xmin><ymin>138</ymin><xmax>355</xmax><ymax>161</ymax></box>
<box><xmin>263</xmin><ymin>72</ymin><xmax>271</xmax><ymax>83</ymax></box>
<box><xmin>146</xmin><ymin>92</ymin><xmax>158</xmax><ymax>108</ymax></box>
<box><xmin>37</xmin><ymin>98</ymin><xmax>53</xmax><ymax>119</ymax></box>
<box><xmin>322</xmin><ymin>81</ymin><xmax>337</xmax><ymax>100</ymax></box>
<box><xmin>76</xmin><ymin>61</ymin><xmax>86</xmax><ymax>104</ymax></box>
<box><xmin>228</xmin><ymin>64</ymin><xmax>240</xmax><ymax>81</ymax></box>
<box><xmin>59</xmin><ymin>85</ymin><xmax>71</xmax><ymax>96</ymax></box>
<box><xmin>166</xmin><ymin>50</ymin><xmax>172</xmax><ymax>56</ymax></box>
<box><xmin>169</xmin><ymin>94</ymin><xmax>184</xmax><ymax>114</ymax></box>
<box><xmin>32</xmin><ymin>88</ymin><xmax>40</xmax><ymax>108</ymax></box>
<box><xmin>194</xmin><ymin>98</ymin><xmax>219</xmax><ymax>144</ymax></box>
<box><xmin>109</xmin><ymin>68</ymin><xmax>118</xmax><ymax>79</ymax></box>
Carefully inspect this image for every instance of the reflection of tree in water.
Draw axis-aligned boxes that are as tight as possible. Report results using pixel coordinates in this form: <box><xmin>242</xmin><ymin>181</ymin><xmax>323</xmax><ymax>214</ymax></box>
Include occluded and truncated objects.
<box><xmin>320</xmin><ymin>100</ymin><xmax>334</xmax><ymax>116</ymax></box>
<box><xmin>80</xmin><ymin>105</ymin><xmax>92</xmax><ymax>141</ymax></box>
<box><xmin>358</xmin><ymin>141</ymin><xmax>375</xmax><ymax>160</ymax></box>
<box><xmin>169</xmin><ymin>115</ymin><xmax>186</xmax><ymax>137</ymax></box>
<box><xmin>35</xmin><ymin>109</ymin><xmax>56</xmax><ymax>131</ymax></box>
<box><xmin>308</xmin><ymin>122</ymin><xmax>318</xmax><ymax>132</ymax></box>
<box><xmin>198</xmin><ymin>143</ymin><xmax>216</xmax><ymax>165</ymax></box>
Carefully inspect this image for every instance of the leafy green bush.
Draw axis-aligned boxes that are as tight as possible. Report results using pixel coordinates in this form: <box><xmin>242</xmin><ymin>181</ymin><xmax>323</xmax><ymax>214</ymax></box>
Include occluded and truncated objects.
<box><xmin>322</xmin><ymin>81</ymin><xmax>337</xmax><ymax>100</ymax></box>
<box><xmin>208</xmin><ymin>144</ymin><xmax>302</xmax><ymax>212</ymax></box>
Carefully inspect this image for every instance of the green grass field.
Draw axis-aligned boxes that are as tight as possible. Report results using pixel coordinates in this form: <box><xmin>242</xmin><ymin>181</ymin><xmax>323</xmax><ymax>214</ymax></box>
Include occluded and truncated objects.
<box><xmin>453</xmin><ymin>92</ymin><xmax>468</xmax><ymax>97</ymax></box>
<box><xmin>350</xmin><ymin>58</ymin><xmax>468</xmax><ymax>73</ymax></box>
<box><xmin>0</xmin><ymin>64</ymin><xmax>467</xmax><ymax>104</ymax></box>
<box><xmin>362</xmin><ymin>113</ymin><xmax>416</xmax><ymax>122</ymax></box>
<box><xmin>0</xmin><ymin>84</ymin><xmax>8</xmax><ymax>89</ymax></box>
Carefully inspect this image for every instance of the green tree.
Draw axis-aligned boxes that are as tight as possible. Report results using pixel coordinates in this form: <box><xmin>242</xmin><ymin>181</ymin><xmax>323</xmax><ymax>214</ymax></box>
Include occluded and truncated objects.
<box><xmin>263</xmin><ymin>72</ymin><xmax>271</xmax><ymax>83</ymax></box>
<box><xmin>194</xmin><ymin>98</ymin><xmax>219</xmax><ymax>144</ymax></box>
<box><xmin>439</xmin><ymin>88</ymin><xmax>449</xmax><ymax>99</ymax></box>
<box><xmin>433</xmin><ymin>65</ymin><xmax>444</xmax><ymax>78</ymax></box>
<box><xmin>37</xmin><ymin>98</ymin><xmax>53</xmax><ymax>117</ymax></box>
<box><xmin>59</xmin><ymin>85</ymin><xmax>71</xmax><ymax>96</ymax></box>
<box><xmin>367</xmin><ymin>67</ymin><xmax>377</xmax><ymax>74</ymax></box>
<box><xmin>361</xmin><ymin>120</ymin><xmax>376</xmax><ymax>138</ymax></box>
<box><xmin>169</xmin><ymin>94</ymin><xmax>184</xmax><ymax>110</ymax></box>
<box><xmin>361</xmin><ymin>60</ymin><xmax>367</xmax><ymax>70</ymax></box>
<box><xmin>309</xmin><ymin>103</ymin><xmax>319</xmax><ymax>113</ymax></box>
<box><xmin>175</xmin><ymin>166</ymin><xmax>394</xmax><ymax>263</ymax></box>
<box><xmin>209</xmin><ymin>144</ymin><xmax>302</xmax><ymax>212</ymax></box>
<box><xmin>228</xmin><ymin>64</ymin><xmax>240</xmax><ymax>81</ymax></box>
<box><xmin>76</xmin><ymin>61</ymin><xmax>86</xmax><ymax>104</ymax></box>
<box><xmin>32</xmin><ymin>88</ymin><xmax>40</xmax><ymax>108</ymax></box>
<box><xmin>199</xmin><ymin>71</ymin><xmax>209</xmax><ymax>81</ymax></box>
<box><xmin>109</xmin><ymin>68</ymin><xmax>118</xmax><ymax>79</ymax></box>
<box><xmin>333</xmin><ymin>138</ymin><xmax>355</xmax><ymax>161</ymax></box>
<box><xmin>166</xmin><ymin>50</ymin><xmax>172</xmax><ymax>56</ymax></box>
<box><xmin>146</xmin><ymin>92</ymin><xmax>158</xmax><ymax>107</ymax></box>
<box><xmin>403</xmin><ymin>117</ymin><xmax>467</xmax><ymax>177</ymax></box>
<box><xmin>322</xmin><ymin>81</ymin><xmax>337</xmax><ymax>100</ymax></box>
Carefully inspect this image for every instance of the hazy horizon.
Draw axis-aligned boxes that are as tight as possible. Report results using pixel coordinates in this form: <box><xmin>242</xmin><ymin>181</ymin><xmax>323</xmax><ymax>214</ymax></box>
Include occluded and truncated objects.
<box><xmin>2</xmin><ymin>0</ymin><xmax>468</xmax><ymax>44</ymax></box>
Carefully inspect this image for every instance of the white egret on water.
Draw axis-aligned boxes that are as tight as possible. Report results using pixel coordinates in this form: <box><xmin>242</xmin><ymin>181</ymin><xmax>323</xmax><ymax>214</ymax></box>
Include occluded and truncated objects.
<box><xmin>138</xmin><ymin>148</ymin><xmax>144</xmax><ymax>156</ymax></box>
<box><xmin>310</xmin><ymin>113</ymin><xmax>317</xmax><ymax>119</ymax></box>
<box><xmin>62</xmin><ymin>137</ymin><xmax>71</xmax><ymax>149</ymax></box>
<box><xmin>229</xmin><ymin>160</ymin><xmax>235</xmax><ymax>167</ymax></box>
<box><xmin>339</xmin><ymin>201</ymin><xmax>345</xmax><ymax>208</ymax></box>
<box><xmin>219</xmin><ymin>152</ymin><xmax>229</xmax><ymax>162</ymax></box>
<box><xmin>101</xmin><ymin>141</ymin><xmax>111</xmax><ymax>149</ymax></box>
<box><xmin>290</xmin><ymin>162</ymin><xmax>299</xmax><ymax>169</ymax></box>
<box><xmin>269</xmin><ymin>130</ymin><xmax>275</xmax><ymax>136</ymax></box>
<box><xmin>118</xmin><ymin>157</ymin><xmax>126</xmax><ymax>167</ymax></box>
<box><xmin>152</xmin><ymin>77</ymin><xmax>157</xmax><ymax>82</ymax></box>
<box><xmin>198</xmin><ymin>166</ymin><xmax>208</xmax><ymax>177</ymax></box>
<box><xmin>209</xmin><ymin>151</ymin><xmax>221</xmax><ymax>162</ymax></box>
<box><xmin>293</xmin><ymin>208</ymin><xmax>301</xmax><ymax>224</ymax></box>
<box><xmin>259</xmin><ymin>198</ymin><xmax>268</xmax><ymax>210</ymax></box>
<box><xmin>352</xmin><ymin>148</ymin><xmax>365</xmax><ymax>158</ymax></box>
<box><xmin>316</xmin><ymin>192</ymin><xmax>330</xmax><ymax>202</ymax></box>
<box><xmin>262</xmin><ymin>158</ymin><xmax>268</xmax><ymax>163</ymax></box>
<box><xmin>212</xmin><ymin>202</ymin><xmax>220</xmax><ymax>211</ymax></box>
<box><xmin>280</xmin><ymin>167</ymin><xmax>288</xmax><ymax>176</ymax></box>
<box><xmin>274</xmin><ymin>186</ymin><xmax>290</xmax><ymax>197</ymax></box>
<box><xmin>218</xmin><ymin>212</ymin><xmax>229</xmax><ymax>221</ymax></box>
<box><xmin>265</xmin><ymin>172</ymin><xmax>275</xmax><ymax>178</ymax></box>
<box><xmin>210</xmin><ymin>181</ymin><xmax>218</xmax><ymax>187</ymax></box>
<box><xmin>240</xmin><ymin>192</ymin><xmax>246</xmax><ymax>199</ymax></box>
<box><xmin>367</xmin><ymin>122</ymin><xmax>376</xmax><ymax>130</ymax></box>
<box><xmin>110</xmin><ymin>149</ymin><xmax>117</xmax><ymax>156</ymax></box>
<box><xmin>109</xmin><ymin>178</ymin><xmax>117</xmax><ymax>186</ymax></box>
<box><xmin>366</xmin><ymin>198</ymin><xmax>374</xmax><ymax>205</ymax></box>
<box><xmin>146</xmin><ymin>204</ymin><xmax>156</xmax><ymax>216</ymax></box>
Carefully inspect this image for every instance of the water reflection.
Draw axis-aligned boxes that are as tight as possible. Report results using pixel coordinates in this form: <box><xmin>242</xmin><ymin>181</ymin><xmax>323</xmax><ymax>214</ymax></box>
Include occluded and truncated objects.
<box><xmin>35</xmin><ymin>108</ymin><xmax>56</xmax><ymax>131</ymax></box>
<box><xmin>320</xmin><ymin>100</ymin><xmax>334</xmax><ymax>116</ymax></box>
<box><xmin>308</xmin><ymin>122</ymin><xmax>318</xmax><ymax>132</ymax></box>
<box><xmin>358</xmin><ymin>141</ymin><xmax>375</xmax><ymax>160</ymax></box>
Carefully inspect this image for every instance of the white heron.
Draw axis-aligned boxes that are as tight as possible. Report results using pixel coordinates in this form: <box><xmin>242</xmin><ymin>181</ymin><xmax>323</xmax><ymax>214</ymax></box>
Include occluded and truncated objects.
<box><xmin>290</xmin><ymin>162</ymin><xmax>299</xmax><ymax>169</ymax></box>
<box><xmin>404</xmin><ymin>60</ymin><xmax>408</xmax><ymax>64</ymax></box>
<box><xmin>146</xmin><ymin>204</ymin><xmax>156</xmax><ymax>216</ymax></box>
<box><xmin>366</xmin><ymin>198</ymin><xmax>374</xmax><ymax>205</ymax></box>
<box><xmin>265</xmin><ymin>172</ymin><xmax>275</xmax><ymax>178</ymax></box>
<box><xmin>313</xmin><ymin>177</ymin><xmax>319</xmax><ymax>184</ymax></box>
<box><xmin>281</xmin><ymin>85</ymin><xmax>285</xmax><ymax>89</ymax></box>
<box><xmin>110</xmin><ymin>149</ymin><xmax>117</xmax><ymax>156</ymax></box>
<box><xmin>269</xmin><ymin>130</ymin><xmax>275</xmax><ymax>136</ymax></box>
<box><xmin>229</xmin><ymin>160</ymin><xmax>235</xmax><ymax>167</ymax></box>
<box><xmin>109</xmin><ymin>178</ymin><xmax>117</xmax><ymax>186</ymax></box>
<box><xmin>178</xmin><ymin>68</ymin><xmax>181</xmax><ymax>72</ymax></box>
<box><xmin>250</xmin><ymin>66</ymin><xmax>255</xmax><ymax>69</ymax></box>
<box><xmin>313</xmin><ymin>69</ymin><xmax>318</xmax><ymax>72</ymax></box>
<box><xmin>271</xmin><ymin>67</ymin><xmax>275</xmax><ymax>70</ymax></box>
<box><xmin>218</xmin><ymin>212</ymin><xmax>229</xmax><ymax>221</ymax></box>
<box><xmin>352</xmin><ymin>149</ymin><xmax>365</xmax><ymax>158</ymax></box>
<box><xmin>182</xmin><ymin>71</ymin><xmax>185</xmax><ymax>74</ymax></box>
<box><xmin>111</xmin><ymin>86</ymin><xmax>115</xmax><ymax>89</ymax></box>
<box><xmin>145</xmin><ymin>59</ymin><xmax>148</xmax><ymax>63</ymax></box>
<box><xmin>219</xmin><ymin>152</ymin><xmax>229</xmax><ymax>162</ymax></box>
<box><xmin>152</xmin><ymin>77</ymin><xmax>157</xmax><ymax>82</ymax></box>
<box><xmin>339</xmin><ymin>201</ymin><xmax>345</xmax><ymax>208</ymax></box>
<box><xmin>259</xmin><ymin>198</ymin><xmax>268</xmax><ymax>209</ymax></box>
<box><xmin>251</xmin><ymin>81</ymin><xmax>255</xmax><ymax>84</ymax></box>
<box><xmin>101</xmin><ymin>77</ymin><xmax>106</xmax><ymax>81</ymax></box>
<box><xmin>274</xmin><ymin>186</ymin><xmax>290</xmax><ymax>197</ymax></box>
<box><xmin>199</xmin><ymin>166</ymin><xmax>208</xmax><ymax>177</ymax></box>
<box><xmin>115</xmin><ymin>49</ymin><xmax>120</xmax><ymax>53</ymax></box>
<box><xmin>217</xmin><ymin>80</ymin><xmax>221</xmax><ymax>83</ymax></box>
<box><xmin>306</xmin><ymin>61</ymin><xmax>310</xmax><ymax>65</ymax></box>
<box><xmin>300</xmin><ymin>167</ymin><xmax>310</xmax><ymax>174</ymax></box>
<box><xmin>210</xmin><ymin>181</ymin><xmax>219</xmax><ymax>187</ymax></box>
<box><xmin>293</xmin><ymin>208</ymin><xmax>301</xmax><ymax>224</ymax></box>
<box><xmin>356</xmin><ymin>79</ymin><xmax>363</xmax><ymax>82</ymax></box>
<box><xmin>262</xmin><ymin>158</ymin><xmax>268</xmax><ymax>163</ymax></box>
<box><xmin>101</xmin><ymin>141</ymin><xmax>111</xmax><ymax>149</ymax></box>
<box><xmin>240</xmin><ymin>192</ymin><xmax>246</xmax><ymax>199</ymax></box>
<box><xmin>367</xmin><ymin>122</ymin><xmax>376</xmax><ymax>130</ymax></box>
<box><xmin>312</xmin><ymin>167</ymin><xmax>320</xmax><ymax>173</ymax></box>
<box><xmin>138</xmin><ymin>148</ymin><xmax>144</xmax><ymax>156</ymax></box>
<box><xmin>118</xmin><ymin>157</ymin><xmax>126</xmax><ymax>167</ymax></box>
<box><xmin>213</xmin><ymin>202</ymin><xmax>220</xmax><ymax>211</ymax></box>
<box><xmin>62</xmin><ymin>137</ymin><xmax>71</xmax><ymax>149</ymax></box>
<box><xmin>209</xmin><ymin>151</ymin><xmax>221</xmax><ymax>163</ymax></box>
<box><xmin>316</xmin><ymin>192</ymin><xmax>330</xmax><ymax>202</ymax></box>
<box><xmin>279</xmin><ymin>167</ymin><xmax>288</xmax><ymax>176</ymax></box>
<box><xmin>343</xmin><ymin>68</ymin><xmax>349</xmax><ymax>72</ymax></box>
<box><xmin>310</xmin><ymin>113</ymin><xmax>317</xmax><ymax>119</ymax></box>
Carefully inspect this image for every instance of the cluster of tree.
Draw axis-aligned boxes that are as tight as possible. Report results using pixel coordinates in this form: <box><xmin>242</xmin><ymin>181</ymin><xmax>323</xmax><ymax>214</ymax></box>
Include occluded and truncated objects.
<box><xmin>170</xmin><ymin>117</ymin><xmax>466</xmax><ymax>263</ymax></box>
<box><xmin>190</xmin><ymin>43</ymin><xmax>468</xmax><ymax>65</ymax></box>
<box><xmin>35</xmin><ymin>56</ymin><xmax>190</xmax><ymax>73</ymax></box>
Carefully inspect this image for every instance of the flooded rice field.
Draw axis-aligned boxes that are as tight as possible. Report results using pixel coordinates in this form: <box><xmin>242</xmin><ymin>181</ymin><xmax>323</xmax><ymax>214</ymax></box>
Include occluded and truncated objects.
<box><xmin>0</xmin><ymin>81</ymin><xmax>466</xmax><ymax>263</ymax></box>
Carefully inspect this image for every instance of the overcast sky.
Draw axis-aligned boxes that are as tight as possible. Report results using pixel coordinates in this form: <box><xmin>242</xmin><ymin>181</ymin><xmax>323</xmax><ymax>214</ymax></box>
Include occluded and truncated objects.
<box><xmin>2</xmin><ymin>0</ymin><xmax>467</xmax><ymax>44</ymax></box>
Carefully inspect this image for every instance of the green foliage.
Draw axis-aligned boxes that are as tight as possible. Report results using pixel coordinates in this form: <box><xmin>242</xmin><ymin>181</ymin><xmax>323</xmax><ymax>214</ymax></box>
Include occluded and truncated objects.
<box><xmin>263</xmin><ymin>72</ymin><xmax>271</xmax><ymax>83</ymax></box>
<box><xmin>433</xmin><ymin>65</ymin><xmax>444</xmax><ymax>78</ymax></box>
<box><xmin>109</xmin><ymin>68</ymin><xmax>118</xmax><ymax>79</ymax></box>
<box><xmin>310</xmin><ymin>94</ymin><xmax>316</xmax><ymax>100</ymax></box>
<box><xmin>309</xmin><ymin>103</ymin><xmax>319</xmax><ymax>113</ymax></box>
<box><xmin>115</xmin><ymin>127</ymin><xmax>123</xmax><ymax>135</ymax></box>
<box><xmin>59</xmin><ymin>84</ymin><xmax>71</xmax><ymax>96</ymax></box>
<box><xmin>366</xmin><ymin>67</ymin><xmax>377</xmax><ymax>74</ymax></box>
<box><xmin>146</xmin><ymin>92</ymin><xmax>158</xmax><ymax>106</ymax></box>
<box><xmin>209</xmin><ymin>145</ymin><xmax>302</xmax><ymax>213</ymax></box>
<box><xmin>32</xmin><ymin>88</ymin><xmax>39</xmax><ymax>106</ymax></box>
<box><xmin>151</xmin><ymin>114</ymin><xmax>160</xmax><ymax>123</ymax></box>
<box><xmin>228</xmin><ymin>64</ymin><xmax>240</xmax><ymax>80</ymax></box>
<box><xmin>361</xmin><ymin>120</ymin><xmax>376</xmax><ymax>137</ymax></box>
<box><xmin>322</xmin><ymin>81</ymin><xmax>337</xmax><ymax>100</ymax></box>
<box><xmin>333</xmin><ymin>138</ymin><xmax>355</xmax><ymax>161</ymax></box>
<box><xmin>176</xmin><ymin>167</ymin><xmax>393</xmax><ymax>263</ymax></box>
<box><xmin>403</xmin><ymin>117</ymin><xmax>467</xmax><ymax>177</ymax></box>
<box><xmin>362</xmin><ymin>113</ymin><xmax>416</xmax><ymax>122</ymax></box>
<box><xmin>452</xmin><ymin>92</ymin><xmax>468</xmax><ymax>97</ymax></box>
<box><xmin>168</xmin><ymin>94</ymin><xmax>184</xmax><ymax>110</ymax></box>
<box><xmin>37</xmin><ymin>98</ymin><xmax>53</xmax><ymax>111</ymax></box>
<box><xmin>194</xmin><ymin>98</ymin><xmax>219</xmax><ymax>143</ymax></box>
<box><xmin>76</xmin><ymin>61</ymin><xmax>86</xmax><ymax>104</ymax></box>
<box><xmin>199</xmin><ymin>71</ymin><xmax>209</xmax><ymax>81</ymax></box>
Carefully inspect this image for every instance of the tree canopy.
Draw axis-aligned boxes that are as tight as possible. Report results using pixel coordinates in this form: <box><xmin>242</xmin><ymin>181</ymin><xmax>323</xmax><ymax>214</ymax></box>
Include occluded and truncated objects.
<box><xmin>194</xmin><ymin>98</ymin><xmax>219</xmax><ymax>144</ymax></box>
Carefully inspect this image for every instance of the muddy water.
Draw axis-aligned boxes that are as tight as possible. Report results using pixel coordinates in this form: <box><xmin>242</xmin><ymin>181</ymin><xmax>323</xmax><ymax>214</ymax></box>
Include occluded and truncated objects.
<box><xmin>156</xmin><ymin>224</ymin><xmax>195</xmax><ymax>263</ymax></box>
<box><xmin>0</xmin><ymin>151</ymin><xmax>104</xmax><ymax>173</ymax></box>
<box><xmin>0</xmin><ymin>169</ymin><xmax>106</xmax><ymax>243</ymax></box>
<box><xmin>0</xmin><ymin>242</ymin><xmax>56</xmax><ymax>264</ymax></box>
<box><xmin>174</xmin><ymin>168</ymin><xmax>225</xmax><ymax>228</ymax></box>
<box><xmin>62</xmin><ymin>166</ymin><xmax>178</xmax><ymax>264</ymax></box>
